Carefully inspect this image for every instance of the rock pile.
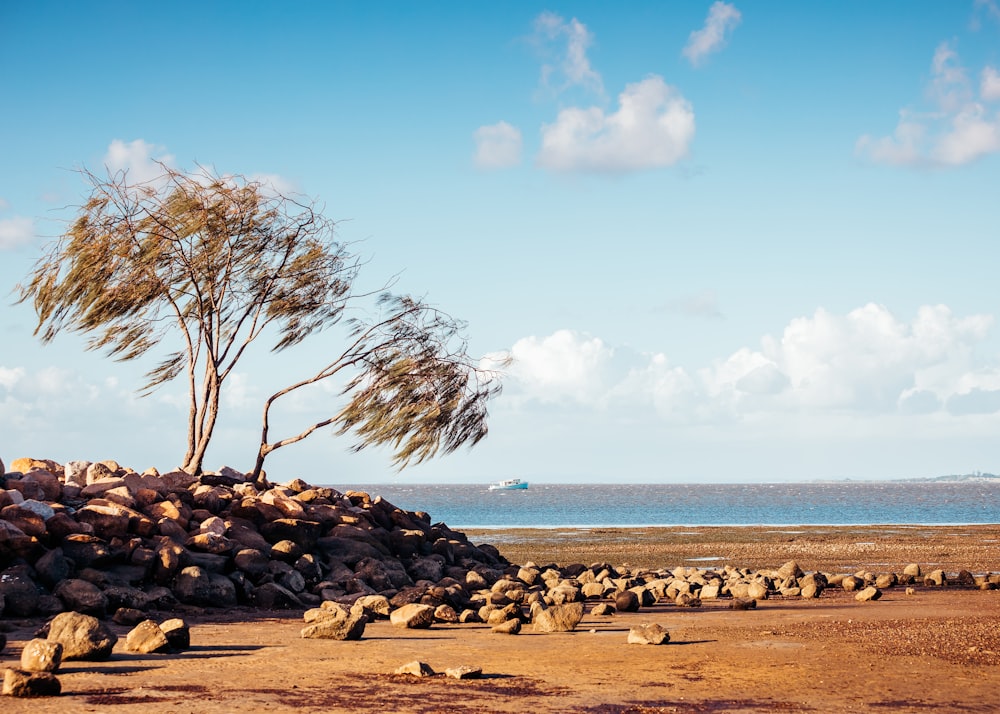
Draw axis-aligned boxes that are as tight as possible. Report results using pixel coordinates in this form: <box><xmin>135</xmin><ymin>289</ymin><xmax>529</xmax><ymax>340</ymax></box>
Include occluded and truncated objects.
<box><xmin>0</xmin><ymin>457</ymin><xmax>512</xmax><ymax>625</ymax></box>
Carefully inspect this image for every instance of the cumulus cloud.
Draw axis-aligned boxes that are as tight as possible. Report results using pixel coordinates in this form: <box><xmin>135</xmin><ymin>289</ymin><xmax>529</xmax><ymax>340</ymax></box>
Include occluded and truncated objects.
<box><xmin>683</xmin><ymin>2</ymin><xmax>742</xmax><ymax>67</ymax></box>
<box><xmin>857</xmin><ymin>42</ymin><xmax>1000</xmax><ymax>167</ymax></box>
<box><xmin>0</xmin><ymin>216</ymin><xmax>35</xmax><ymax>250</ymax></box>
<box><xmin>474</xmin><ymin>122</ymin><xmax>523</xmax><ymax>169</ymax></box>
<box><xmin>532</xmin><ymin>12</ymin><xmax>603</xmax><ymax>96</ymax></box>
<box><xmin>538</xmin><ymin>76</ymin><xmax>695</xmax><ymax>172</ymax></box>
<box><xmin>500</xmin><ymin>304</ymin><xmax>1000</xmax><ymax>425</ymax></box>
<box><xmin>104</xmin><ymin>139</ymin><xmax>175</xmax><ymax>184</ymax></box>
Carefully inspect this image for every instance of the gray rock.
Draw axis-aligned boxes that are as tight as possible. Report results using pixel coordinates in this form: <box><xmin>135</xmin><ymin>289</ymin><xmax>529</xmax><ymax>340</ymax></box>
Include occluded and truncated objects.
<box><xmin>46</xmin><ymin>611</ymin><xmax>118</xmax><ymax>661</ymax></box>
<box><xmin>628</xmin><ymin>623</ymin><xmax>670</xmax><ymax>645</ymax></box>
<box><xmin>2</xmin><ymin>668</ymin><xmax>61</xmax><ymax>697</ymax></box>
<box><xmin>20</xmin><ymin>639</ymin><xmax>63</xmax><ymax>672</ymax></box>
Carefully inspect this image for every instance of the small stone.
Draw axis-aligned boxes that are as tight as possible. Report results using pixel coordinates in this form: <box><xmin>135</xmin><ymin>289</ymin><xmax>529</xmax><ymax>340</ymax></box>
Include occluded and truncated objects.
<box><xmin>591</xmin><ymin>603</ymin><xmax>615</xmax><ymax>616</ymax></box>
<box><xmin>730</xmin><ymin>598</ymin><xmax>757</xmax><ymax>611</ymax></box>
<box><xmin>395</xmin><ymin>660</ymin><xmax>435</xmax><ymax>677</ymax></box>
<box><xmin>905</xmin><ymin>587</ymin><xmax>916</xmax><ymax>596</ymax></box>
<box><xmin>20</xmin><ymin>639</ymin><xmax>63</xmax><ymax>673</ymax></box>
<box><xmin>3</xmin><ymin>668</ymin><xmax>61</xmax><ymax>697</ymax></box>
<box><xmin>445</xmin><ymin>665</ymin><xmax>482</xmax><ymax>679</ymax></box>
<box><xmin>628</xmin><ymin>623</ymin><xmax>670</xmax><ymax>645</ymax></box>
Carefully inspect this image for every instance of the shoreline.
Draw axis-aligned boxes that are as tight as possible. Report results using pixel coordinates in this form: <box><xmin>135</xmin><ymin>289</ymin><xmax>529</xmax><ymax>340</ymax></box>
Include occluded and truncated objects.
<box><xmin>462</xmin><ymin>524</ymin><xmax>1000</xmax><ymax>573</ymax></box>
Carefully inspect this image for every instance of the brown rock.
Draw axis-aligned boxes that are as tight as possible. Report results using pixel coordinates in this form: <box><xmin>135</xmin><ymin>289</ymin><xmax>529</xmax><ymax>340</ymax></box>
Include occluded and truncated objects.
<box><xmin>125</xmin><ymin>620</ymin><xmax>171</xmax><ymax>654</ymax></box>
<box><xmin>628</xmin><ymin>623</ymin><xmax>670</xmax><ymax>645</ymax></box>
<box><xmin>532</xmin><ymin>602</ymin><xmax>584</xmax><ymax>633</ymax></box>
<box><xmin>395</xmin><ymin>661</ymin><xmax>435</xmax><ymax>677</ymax></box>
<box><xmin>20</xmin><ymin>639</ymin><xmax>63</xmax><ymax>673</ymax></box>
<box><xmin>390</xmin><ymin>603</ymin><xmax>435</xmax><ymax>629</ymax></box>
<box><xmin>2</xmin><ymin>668</ymin><xmax>61</xmax><ymax>697</ymax></box>
<box><xmin>46</xmin><ymin>611</ymin><xmax>118</xmax><ymax>661</ymax></box>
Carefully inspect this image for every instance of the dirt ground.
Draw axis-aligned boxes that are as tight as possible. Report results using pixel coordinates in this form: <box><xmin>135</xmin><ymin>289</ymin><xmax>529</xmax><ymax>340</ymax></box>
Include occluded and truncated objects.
<box><xmin>2</xmin><ymin>526</ymin><xmax>999</xmax><ymax>713</ymax></box>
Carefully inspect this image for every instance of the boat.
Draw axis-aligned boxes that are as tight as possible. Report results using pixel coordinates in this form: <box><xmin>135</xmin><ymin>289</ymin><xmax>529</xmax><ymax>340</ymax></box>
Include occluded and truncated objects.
<box><xmin>488</xmin><ymin>478</ymin><xmax>528</xmax><ymax>491</ymax></box>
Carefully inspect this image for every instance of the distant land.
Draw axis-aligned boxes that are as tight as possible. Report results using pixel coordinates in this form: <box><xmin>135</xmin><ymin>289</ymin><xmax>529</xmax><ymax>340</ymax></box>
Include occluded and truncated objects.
<box><xmin>914</xmin><ymin>472</ymin><xmax>1000</xmax><ymax>483</ymax></box>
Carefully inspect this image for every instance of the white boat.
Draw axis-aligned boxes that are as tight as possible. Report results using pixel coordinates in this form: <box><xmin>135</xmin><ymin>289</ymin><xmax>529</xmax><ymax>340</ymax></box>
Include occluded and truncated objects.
<box><xmin>488</xmin><ymin>478</ymin><xmax>528</xmax><ymax>491</ymax></box>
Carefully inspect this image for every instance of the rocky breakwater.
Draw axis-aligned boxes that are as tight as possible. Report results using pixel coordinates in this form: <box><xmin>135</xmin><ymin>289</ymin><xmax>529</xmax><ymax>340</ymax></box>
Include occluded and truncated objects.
<box><xmin>0</xmin><ymin>457</ymin><xmax>509</xmax><ymax>624</ymax></box>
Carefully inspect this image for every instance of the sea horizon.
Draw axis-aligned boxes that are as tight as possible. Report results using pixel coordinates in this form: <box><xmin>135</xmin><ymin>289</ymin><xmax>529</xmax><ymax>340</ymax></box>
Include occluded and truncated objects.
<box><xmin>327</xmin><ymin>481</ymin><xmax>1000</xmax><ymax>529</ymax></box>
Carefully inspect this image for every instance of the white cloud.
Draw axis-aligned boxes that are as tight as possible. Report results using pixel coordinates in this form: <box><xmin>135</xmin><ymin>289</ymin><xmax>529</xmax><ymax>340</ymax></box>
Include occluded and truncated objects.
<box><xmin>532</xmin><ymin>12</ymin><xmax>603</xmax><ymax>96</ymax></box>
<box><xmin>857</xmin><ymin>43</ymin><xmax>1000</xmax><ymax>167</ymax></box>
<box><xmin>506</xmin><ymin>330</ymin><xmax>616</xmax><ymax>405</ymax></box>
<box><xmin>473</xmin><ymin>122</ymin><xmax>523</xmax><ymax>169</ymax></box>
<box><xmin>500</xmin><ymin>304</ymin><xmax>999</xmax><ymax>424</ymax></box>
<box><xmin>683</xmin><ymin>2</ymin><xmax>742</xmax><ymax>67</ymax></box>
<box><xmin>981</xmin><ymin>66</ymin><xmax>1000</xmax><ymax>101</ymax></box>
<box><xmin>104</xmin><ymin>139</ymin><xmax>175</xmax><ymax>184</ymax></box>
<box><xmin>0</xmin><ymin>216</ymin><xmax>35</xmax><ymax>249</ymax></box>
<box><xmin>538</xmin><ymin>76</ymin><xmax>695</xmax><ymax>172</ymax></box>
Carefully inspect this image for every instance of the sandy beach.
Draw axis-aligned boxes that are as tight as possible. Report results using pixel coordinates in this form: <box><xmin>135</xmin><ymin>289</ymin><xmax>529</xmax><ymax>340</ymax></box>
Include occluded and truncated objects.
<box><xmin>3</xmin><ymin>525</ymin><xmax>999</xmax><ymax>713</ymax></box>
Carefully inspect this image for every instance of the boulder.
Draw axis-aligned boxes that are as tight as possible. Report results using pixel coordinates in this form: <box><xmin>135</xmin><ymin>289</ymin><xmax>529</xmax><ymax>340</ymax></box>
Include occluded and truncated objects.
<box><xmin>0</xmin><ymin>566</ymin><xmax>40</xmax><ymax>617</ymax></box>
<box><xmin>46</xmin><ymin>611</ymin><xmax>118</xmax><ymax>661</ymax></box>
<box><xmin>491</xmin><ymin>618</ymin><xmax>521</xmax><ymax>634</ymax></box>
<box><xmin>125</xmin><ymin>620</ymin><xmax>171</xmax><ymax>654</ymax></box>
<box><xmin>614</xmin><ymin>590</ymin><xmax>640</xmax><ymax>612</ymax></box>
<box><xmin>2</xmin><ymin>669</ymin><xmax>61</xmax><ymax>697</ymax></box>
<box><xmin>160</xmin><ymin>618</ymin><xmax>191</xmax><ymax>651</ymax></box>
<box><xmin>591</xmin><ymin>603</ymin><xmax>615</xmax><ymax>616</ymax></box>
<box><xmin>53</xmin><ymin>579</ymin><xmax>108</xmax><ymax>618</ymax></box>
<box><xmin>855</xmin><ymin>586</ymin><xmax>882</xmax><ymax>602</ymax></box>
<box><xmin>390</xmin><ymin>603</ymin><xmax>435</xmax><ymax>629</ymax></box>
<box><xmin>20</xmin><ymin>639</ymin><xmax>63</xmax><ymax>673</ymax></box>
<box><xmin>628</xmin><ymin>623</ymin><xmax>670</xmax><ymax>645</ymax></box>
<box><xmin>532</xmin><ymin>602</ymin><xmax>584</xmax><ymax>633</ymax></box>
<box><xmin>301</xmin><ymin>610</ymin><xmax>368</xmax><ymax>640</ymax></box>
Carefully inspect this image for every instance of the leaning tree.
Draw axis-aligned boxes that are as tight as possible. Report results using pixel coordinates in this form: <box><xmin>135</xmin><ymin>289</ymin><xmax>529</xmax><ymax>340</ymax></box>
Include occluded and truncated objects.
<box><xmin>19</xmin><ymin>164</ymin><xmax>503</xmax><ymax>482</ymax></box>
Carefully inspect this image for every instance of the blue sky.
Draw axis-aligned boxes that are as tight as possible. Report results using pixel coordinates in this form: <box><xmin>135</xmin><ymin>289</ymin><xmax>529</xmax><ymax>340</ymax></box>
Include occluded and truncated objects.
<box><xmin>2</xmin><ymin>1</ymin><xmax>1000</xmax><ymax>483</ymax></box>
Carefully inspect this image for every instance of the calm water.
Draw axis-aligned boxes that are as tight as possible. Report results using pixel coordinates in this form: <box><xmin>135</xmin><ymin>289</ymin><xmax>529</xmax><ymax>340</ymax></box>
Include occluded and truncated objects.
<box><xmin>335</xmin><ymin>481</ymin><xmax>1000</xmax><ymax>528</ymax></box>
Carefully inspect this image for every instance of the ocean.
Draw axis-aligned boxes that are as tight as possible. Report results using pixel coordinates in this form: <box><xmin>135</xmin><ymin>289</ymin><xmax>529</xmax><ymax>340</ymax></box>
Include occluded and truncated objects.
<box><xmin>336</xmin><ymin>481</ymin><xmax>1000</xmax><ymax>528</ymax></box>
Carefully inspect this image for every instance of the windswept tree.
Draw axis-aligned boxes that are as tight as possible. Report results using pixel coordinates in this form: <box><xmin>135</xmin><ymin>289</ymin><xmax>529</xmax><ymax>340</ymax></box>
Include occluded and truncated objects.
<box><xmin>19</xmin><ymin>165</ymin><xmax>503</xmax><ymax>481</ymax></box>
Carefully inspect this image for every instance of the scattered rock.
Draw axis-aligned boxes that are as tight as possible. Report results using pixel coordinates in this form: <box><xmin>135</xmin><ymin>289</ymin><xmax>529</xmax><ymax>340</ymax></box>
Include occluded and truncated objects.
<box><xmin>730</xmin><ymin>598</ymin><xmax>757</xmax><ymax>611</ymax></box>
<box><xmin>628</xmin><ymin>623</ymin><xmax>670</xmax><ymax>645</ymax></box>
<box><xmin>446</xmin><ymin>665</ymin><xmax>482</xmax><ymax>679</ymax></box>
<box><xmin>20</xmin><ymin>639</ymin><xmax>63</xmax><ymax>673</ymax></box>
<box><xmin>855</xmin><ymin>586</ymin><xmax>882</xmax><ymax>602</ymax></box>
<box><xmin>491</xmin><ymin>618</ymin><xmax>521</xmax><ymax>634</ymax></box>
<box><xmin>2</xmin><ymin>668</ymin><xmax>61</xmax><ymax>697</ymax></box>
<box><xmin>45</xmin><ymin>611</ymin><xmax>118</xmax><ymax>661</ymax></box>
<box><xmin>532</xmin><ymin>602</ymin><xmax>584</xmax><ymax>633</ymax></box>
<box><xmin>125</xmin><ymin>620</ymin><xmax>172</xmax><ymax>654</ymax></box>
<box><xmin>390</xmin><ymin>603</ymin><xmax>435</xmax><ymax>629</ymax></box>
<box><xmin>395</xmin><ymin>660</ymin><xmax>435</xmax><ymax>677</ymax></box>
